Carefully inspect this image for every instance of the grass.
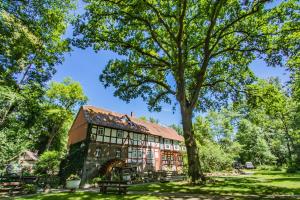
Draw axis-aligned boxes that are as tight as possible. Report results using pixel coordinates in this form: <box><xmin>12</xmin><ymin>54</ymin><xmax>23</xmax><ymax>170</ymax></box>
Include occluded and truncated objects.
<box><xmin>130</xmin><ymin>169</ymin><xmax>300</xmax><ymax>196</ymax></box>
<box><xmin>10</xmin><ymin>169</ymin><xmax>300</xmax><ymax>200</ymax></box>
<box><xmin>130</xmin><ymin>171</ymin><xmax>300</xmax><ymax>195</ymax></box>
<box><xmin>11</xmin><ymin>192</ymin><xmax>160</xmax><ymax>200</ymax></box>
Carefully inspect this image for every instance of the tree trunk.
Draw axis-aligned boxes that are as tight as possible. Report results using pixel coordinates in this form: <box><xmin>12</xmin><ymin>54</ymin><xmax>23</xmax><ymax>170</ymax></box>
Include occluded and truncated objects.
<box><xmin>45</xmin><ymin>125</ymin><xmax>59</xmax><ymax>151</ymax></box>
<box><xmin>180</xmin><ymin>105</ymin><xmax>205</xmax><ymax>183</ymax></box>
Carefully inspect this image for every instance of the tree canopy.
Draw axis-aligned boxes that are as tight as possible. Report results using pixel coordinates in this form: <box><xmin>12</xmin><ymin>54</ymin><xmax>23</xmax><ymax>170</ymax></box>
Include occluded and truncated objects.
<box><xmin>74</xmin><ymin>0</ymin><xmax>299</xmax><ymax>182</ymax></box>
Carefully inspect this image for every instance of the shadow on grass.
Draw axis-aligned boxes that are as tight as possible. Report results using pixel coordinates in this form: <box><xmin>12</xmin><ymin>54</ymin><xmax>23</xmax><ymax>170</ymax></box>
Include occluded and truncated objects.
<box><xmin>12</xmin><ymin>192</ymin><xmax>156</xmax><ymax>200</ymax></box>
<box><xmin>129</xmin><ymin>173</ymin><xmax>300</xmax><ymax>197</ymax></box>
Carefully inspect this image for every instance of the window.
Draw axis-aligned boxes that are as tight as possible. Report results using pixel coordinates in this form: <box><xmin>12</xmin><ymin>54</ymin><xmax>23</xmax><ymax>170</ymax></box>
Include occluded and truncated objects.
<box><xmin>128</xmin><ymin>133</ymin><xmax>146</xmax><ymax>146</ymax></box>
<box><xmin>116</xmin><ymin>149</ymin><xmax>121</xmax><ymax>158</ymax></box>
<box><xmin>137</xmin><ymin>150</ymin><xmax>143</xmax><ymax>158</ymax></box>
<box><xmin>162</xmin><ymin>152</ymin><xmax>174</xmax><ymax>166</ymax></box>
<box><xmin>146</xmin><ymin>150</ymin><xmax>154</xmax><ymax>164</ymax></box>
<box><xmin>174</xmin><ymin>141</ymin><xmax>180</xmax><ymax>150</ymax></box>
<box><xmin>128</xmin><ymin>147</ymin><xmax>143</xmax><ymax>163</ymax></box>
<box><xmin>91</xmin><ymin>126</ymin><xmax>104</xmax><ymax>141</ymax></box>
<box><xmin>91</xmin><ymin>127</ymin><xmax>97</xmax><ymax>140</ymax></box>
<box><xmin>177</xmin><ymin>155</ymin><xmax>183</xmax><ymax>166</ymax></box>
<box><xmin>111</xmin><ymin>129</ymin><xmax>116</xmax><ymax>137</ymax></box>
<box><xmin>104</xmin><ymin>136</ymin><xmax>110</xmax><ymax>143</ymax></box>
<box><xmin>117</xmin><ymin>130</ymin><xmax>123</xmax><ymax>138</ymax></box>
<box><xmin>148</xmin><ymin>136</ymin><xmax>154</xmax><ymax>142</ymax></box>
<box><xmin>164</xmin><ymin>139</ymin><xmax>171</xmax><ymax>149</ymax></box>
<box><xmin>95</xmin><ymin>148</ymin><xmax>101</xmax><ymax>158</ymax></box>
<box><xmin>97</xmin><ymin>127</ymin><xmax>104</xmax><ymax>135</ymax></box>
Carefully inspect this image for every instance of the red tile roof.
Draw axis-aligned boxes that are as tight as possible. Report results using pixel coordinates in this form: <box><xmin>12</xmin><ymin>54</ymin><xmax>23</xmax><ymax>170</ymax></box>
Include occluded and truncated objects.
<box><xmin>82</xmin><ymin>105</ymin><xmax>184</xmax><ymax>142</ymax></box>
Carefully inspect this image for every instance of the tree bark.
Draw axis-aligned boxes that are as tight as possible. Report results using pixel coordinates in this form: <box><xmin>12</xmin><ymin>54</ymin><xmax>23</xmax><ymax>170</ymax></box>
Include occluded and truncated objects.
<box><xmin>180</xmin><ymin>104</ymin><xmax>205</xmax><ymax>183</ymax></box>
<box><xmin>45</xmin><ymin>125</ymin><xmax>60</xmax><ymax>151</ymax></box>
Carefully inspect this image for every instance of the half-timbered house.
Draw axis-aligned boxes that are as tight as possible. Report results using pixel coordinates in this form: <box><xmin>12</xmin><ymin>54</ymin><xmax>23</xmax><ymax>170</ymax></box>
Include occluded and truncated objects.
<box><xmin>67</xmin><ymin>105</ymin><xmax>185</xmax><ymax>182</ymax></box>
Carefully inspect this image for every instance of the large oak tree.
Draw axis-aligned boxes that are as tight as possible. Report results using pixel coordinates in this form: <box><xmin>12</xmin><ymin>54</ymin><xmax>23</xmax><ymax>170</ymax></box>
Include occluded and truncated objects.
<box><xmin>74</xmin><ymin>0</ymin><xmax>299</xmax><ymax>182</ymax></box>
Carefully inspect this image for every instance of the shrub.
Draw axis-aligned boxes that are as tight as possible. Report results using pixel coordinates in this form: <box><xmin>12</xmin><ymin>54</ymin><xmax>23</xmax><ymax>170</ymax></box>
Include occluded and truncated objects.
<box><xmin>67</xmin><ymin>174</ymin><xmax>81</xmax><ymax>181</ymax></box>
<box><xmin>35</xmin><ymin>151</ymin><xmax>61</xmax><ymax>176</ymax></box>
<box><xmin>22</xmin><ymin>184</ymin><xmax>38</xmax><ymax>194</ymax></box>
<box><xmin>92</xmin><ymin>177</ymin><xmax>102</xmax><ymax>184</ymax></box>
<box><xmin>287</xmin><ymin>166</ymin><xmax>299</xmax><ymax>173</ymax></box>
<box><xmin>37</xmin><ymin>175</ymin><xmax>60</xmax><ymax>188</ymax></box>
<box><xmin>198</xmin><ymin>140</ymin><xmax>237</xmax><ymax>172</ymax></box>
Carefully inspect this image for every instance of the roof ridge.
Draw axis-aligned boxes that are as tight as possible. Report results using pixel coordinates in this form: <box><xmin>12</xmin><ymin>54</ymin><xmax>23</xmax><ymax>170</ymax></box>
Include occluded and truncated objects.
<box><xmin>82</xmin><ymin>105</ymin><xmax>184</xmax><ymax>141</ymax></box>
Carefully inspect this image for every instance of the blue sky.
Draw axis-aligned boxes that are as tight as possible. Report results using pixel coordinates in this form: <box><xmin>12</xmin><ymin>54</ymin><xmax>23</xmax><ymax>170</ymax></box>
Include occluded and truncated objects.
<box><xmin>52</xmin><ymin>2</ymin><xmax>290</xmax><ymax>126</ymax></box>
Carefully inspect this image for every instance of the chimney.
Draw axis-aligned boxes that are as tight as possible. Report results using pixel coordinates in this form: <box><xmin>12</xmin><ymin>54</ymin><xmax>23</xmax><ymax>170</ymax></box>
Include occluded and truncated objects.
<box><xmin>130</xmin><ymin>112</ymin><xmax>135</xmax><ymax>118</ymax></box>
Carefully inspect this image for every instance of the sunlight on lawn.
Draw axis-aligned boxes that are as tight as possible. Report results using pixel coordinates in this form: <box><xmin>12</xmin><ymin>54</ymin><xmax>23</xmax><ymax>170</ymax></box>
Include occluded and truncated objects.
<box><xmin>130</xmin><ymin>170</ymin><xmax>300</xmax><ymax>196</ymax></box>
<box><xmin>13</xmin><ymin>192</ymin><xmax>159</xmax><ymax>200</ymax></box>
<box><xmin>11</xmin><ymin>170</ymin><xmax>300</xmax><ymax>200</ymax></box>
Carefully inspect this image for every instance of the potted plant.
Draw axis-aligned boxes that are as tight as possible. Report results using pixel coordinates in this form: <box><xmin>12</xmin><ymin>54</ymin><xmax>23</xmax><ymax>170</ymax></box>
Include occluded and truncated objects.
<box><xmin>66</xmin><ymin>174</ymin><xmax>81</xmax><ymax>190</ymax></box>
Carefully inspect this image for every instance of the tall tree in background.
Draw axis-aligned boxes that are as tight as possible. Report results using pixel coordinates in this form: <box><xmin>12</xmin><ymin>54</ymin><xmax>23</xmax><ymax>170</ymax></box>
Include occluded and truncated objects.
<box><xmin>0</xmin><ymin>0</ymin><xmax>76</xmax><ymax>164</ymax></box>
<box><xmin>246</xmin><ymin>79</ymin><xmax>298</xmax><ymax>164</ymax></box>
<box><xmin>39</xmin><ymin>78</ymin><xmax>88</xmax><ymax>153</ymax></box>
<box><xmin>74</xmin><ymin>0</ymin><xmax>299</xmax><ymax>182</ymax></box>
<box><xmin>0</xmin><ymin>0</ymin><xmax>75</xmax><ymax>126</ymax></box>
<box><xmin>291</xmin><ymin>71</ymin><xmax>300</xmax><ymax>167</ymax></box>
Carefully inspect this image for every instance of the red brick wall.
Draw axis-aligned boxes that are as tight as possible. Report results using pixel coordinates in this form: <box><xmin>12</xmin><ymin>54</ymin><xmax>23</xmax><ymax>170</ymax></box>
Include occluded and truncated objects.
<box><xmin>68</xmin><ymin>108</ymin><xmax>88</xmax><ymax>146</ymax></box>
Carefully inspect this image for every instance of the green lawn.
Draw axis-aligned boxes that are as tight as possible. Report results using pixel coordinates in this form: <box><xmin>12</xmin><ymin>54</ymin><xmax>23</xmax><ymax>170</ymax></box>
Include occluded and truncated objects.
<box><xmin>12</xmin><ymin>192</ymin><xmax>159</xmax><ymax>200</ymax></box>
<box><xmin>12</xmin><ymin>170</ymin><xmax>300</xmax><ymax>200</ymax></box>
<box><xmin>130</xmin><ymin>170</ymin><xmax>300</xmax><ymax>196</ymax></box>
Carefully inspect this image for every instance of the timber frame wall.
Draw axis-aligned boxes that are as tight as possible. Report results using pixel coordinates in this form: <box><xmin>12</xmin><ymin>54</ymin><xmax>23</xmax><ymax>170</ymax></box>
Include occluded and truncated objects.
<box><xmin>80</xmin><ymin>123</ymin><xmax>185</xmax><ymax>181</ymax></box>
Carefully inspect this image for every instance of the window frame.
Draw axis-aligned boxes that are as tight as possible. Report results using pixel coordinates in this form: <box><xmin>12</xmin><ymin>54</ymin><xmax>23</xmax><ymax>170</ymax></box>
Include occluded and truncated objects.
<box><xmin>94</xmin><ymin>147</ymin><xmax>102</xmax><ymax>158</ymax></box>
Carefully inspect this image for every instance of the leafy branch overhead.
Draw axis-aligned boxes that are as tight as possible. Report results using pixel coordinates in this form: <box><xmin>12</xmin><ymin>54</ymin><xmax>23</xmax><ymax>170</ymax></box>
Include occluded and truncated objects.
<box><xmin>74</xmin><ymin>0</ymin><xmax>299</xmax><ymax>112</ymax></box>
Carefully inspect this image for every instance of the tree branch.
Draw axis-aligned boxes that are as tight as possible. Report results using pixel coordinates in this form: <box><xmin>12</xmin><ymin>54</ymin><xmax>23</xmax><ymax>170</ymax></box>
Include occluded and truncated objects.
<box><xmin>126</xmin><ymin>72</ymin><xmax>176</xmax><ymax>95</ymax></box>
<box><xmin>143</xmin><ymin>0</ymin><xmax>177</xmax><ymax>42</ymax></box>
<box><xmin>190</xmin><ymin>0</ymin><xmax>224</xmax><ymax>109</ymax></box>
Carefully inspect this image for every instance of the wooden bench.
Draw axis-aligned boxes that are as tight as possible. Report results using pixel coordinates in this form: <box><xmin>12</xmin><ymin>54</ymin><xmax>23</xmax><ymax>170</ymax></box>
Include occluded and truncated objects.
<box><xmin>98</xmin><ymin>180</ymin><xmax>128</xmax><ymax>194</ymax></box>
<box><xmin>0</xmin><ymin>181</ymin><xmax>22</xmax><ymax>195</ymax></box>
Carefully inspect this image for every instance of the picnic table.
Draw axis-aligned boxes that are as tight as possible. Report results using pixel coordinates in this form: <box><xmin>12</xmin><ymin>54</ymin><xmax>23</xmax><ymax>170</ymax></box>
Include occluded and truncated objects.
<box><xmin>98</xmin><ymin>180</ymin><xmax>128</xmax><ymax>194</ymax></box>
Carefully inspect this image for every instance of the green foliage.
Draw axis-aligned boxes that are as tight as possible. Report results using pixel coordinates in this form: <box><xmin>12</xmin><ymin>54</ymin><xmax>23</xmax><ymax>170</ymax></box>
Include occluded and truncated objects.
<box><xmin>241</xmin><ymin>79</ymin><xmax>299</xmax><ymax>167</ymax></box>
<box><xmin>59</xmin><ymin>142</ymin><xmax>86</xmax><ymax>184</ymax></box>
<box><xmin>138</xmin><ymin>116</ymin><xmax>159</xmax><ymax>124</ymax></box>
<box><xmin>35</xmin><ymin>151</ymin><xmax>61</xmax><ymax>176</ymax></box>
<box><xmin>46</xmin><ymin>77</ymin><xmax>88</xmax><ymax>113</ymax></box>
<box><xmin>169</xmin><ymin>124</ymin><xmax>183</xmax><ymax>136</ymax></box>
<box><xmin>149</xmin><ymin>117</ymin><xmax>159</xmax><ymax>124</ymax></box>
<box><xmin>198</xmin><ymin>140</ymin><xmax>235</xmax><ymax>172</ymax></box>
<box><xmin>66</xmin><ymin>174</ymin><xmax>81</xmax><ymax>181</ymax></box>
<box><xmin>92</xmin><ymin>177</ymin><xmax>103</xmax><ymax>184</ymax></box>
<box><xmin>193</xmin><ymin>110</ymin><xmax>241</xmax><ymax>172</ymax></box>
<box><xmin>33</xmin><ymin>78</ymin><xmax>88</xmax><ymax>153</ymax></box>
<box><xmin>139</xmin><ymin>116</ymin><xmax>147</xmax><ymax>121</ymax></box>
<box><xmin>22</xmin><ymin>184</ymin><xmax>38</xmax><ymax>194</ymax></box>
<box><xmin>0</xmin><ymin>0</ymin><xmax>75</xmax><ymax>87</ymax></box>
<box><xmin>74</xmin><ymin>0</ymin><xmax>298</xmax><ymax>181</ymax></box>
<box><xmin>0</xmin><ymin>126</ymin><xmax>31</xmax><ymax>168</ymax></box>
<box><xmin>236</xmin><ymin>119</ymin><xmax>277</xmax><ymax>165</ymax></box>
<box><xmin>73</xmin><ymin>0</ymin><xmax>298</xmax><ymax>113</ymax></box>
<box><xmin>0</xmin><ymin>0</ymin><xmax>77</xmax><ymax>167</ymax></box>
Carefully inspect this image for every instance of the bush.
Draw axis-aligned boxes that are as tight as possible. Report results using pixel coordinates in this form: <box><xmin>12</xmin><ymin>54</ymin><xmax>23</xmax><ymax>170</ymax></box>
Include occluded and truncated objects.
<box><xmin>287</xmin><ymin>166</ymin><xmax>299</xmax><ymax>173</ymax></box>
<box><xmin>37</xmin><ymin>175</ymin><xmax>60</xmax><ymax>188</ymax></box>
<box><xmin>92</xmin><ymin>177</ymin><xmax>102</xmax><ymax>184</ymax></box>
<box><xmin>67</xmin><ymin>174</ymin><xmax>81</xmax><ymax>181</ymax></box>
<box><xmin>257</xmin><ymin>165</ymin><xmax>273</xmax><ymax>170</ymax></box>
<box><xmin>22</xmin><ymin>184</ymin><xmax>38</xmax><ymax>194</ymax></box>
<box><xmin>199</xmin><ymin>140</ymin><xmax>237</xmax><ymax>172</ymax></box>
<box><xmin>35</xmin><ymin>151</ymin><xmax>61</xmax><ymax>176</ymax></box>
